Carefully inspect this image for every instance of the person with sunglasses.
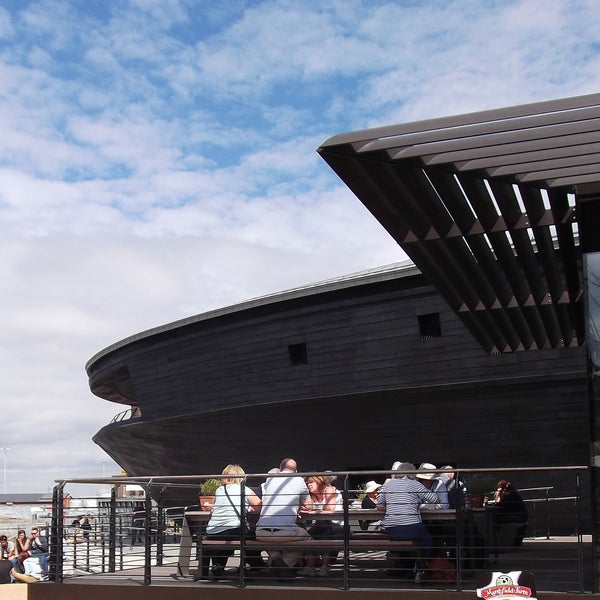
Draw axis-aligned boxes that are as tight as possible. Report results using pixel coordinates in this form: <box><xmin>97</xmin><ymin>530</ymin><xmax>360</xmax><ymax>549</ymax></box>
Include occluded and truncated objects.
<box><xmin>22</xmin><ymin>528</ymin><xmax>49</xmax><ymax>580</ymax></box>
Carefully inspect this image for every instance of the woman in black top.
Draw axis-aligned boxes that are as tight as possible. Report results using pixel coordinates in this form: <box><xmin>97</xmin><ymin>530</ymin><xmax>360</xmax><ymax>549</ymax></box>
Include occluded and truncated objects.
<box><xmin>494</xmin><ymin>480</ymin><xmax>528</xmax><ymax>524</ymax></box>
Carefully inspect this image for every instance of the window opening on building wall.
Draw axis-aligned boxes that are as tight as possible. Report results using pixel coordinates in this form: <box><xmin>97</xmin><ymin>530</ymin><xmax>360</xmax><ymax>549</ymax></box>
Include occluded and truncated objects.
<box><xmin>418</xmin><ymin>313</ymin><xmax>441</xmax><ymax>339</ymax></box>
<box><xmin>288</xmin><ymin>342</ymin><xmax>308</xmax><ymax>365</ymax></box>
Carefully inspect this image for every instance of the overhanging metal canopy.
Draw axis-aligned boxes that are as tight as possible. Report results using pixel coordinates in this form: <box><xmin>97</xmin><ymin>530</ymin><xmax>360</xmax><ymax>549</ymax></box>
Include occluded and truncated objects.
<box><xmin>317</xmin><ymin>93</ymin><xmax>600</xmax><ymax>353</ymax></box>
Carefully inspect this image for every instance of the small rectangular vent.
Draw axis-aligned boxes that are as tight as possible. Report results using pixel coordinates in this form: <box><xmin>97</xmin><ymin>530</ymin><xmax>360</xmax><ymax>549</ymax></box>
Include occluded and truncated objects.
<box><xmin>418</xmin><ymin>312</ymin><xmax>441</xmax><ymax>339</ymax></box>
<box><xmin>288</xmin><ymin>342</ymin><xmax>308</xmax><ymax>365</ymax></box>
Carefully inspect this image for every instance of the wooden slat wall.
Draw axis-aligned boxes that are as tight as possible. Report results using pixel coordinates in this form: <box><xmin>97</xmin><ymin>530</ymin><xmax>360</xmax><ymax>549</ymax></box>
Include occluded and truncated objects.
<box><xmin>90</xmin><ymin>273</ymin><xmax>587</xmax><ymax>493</ymax></box>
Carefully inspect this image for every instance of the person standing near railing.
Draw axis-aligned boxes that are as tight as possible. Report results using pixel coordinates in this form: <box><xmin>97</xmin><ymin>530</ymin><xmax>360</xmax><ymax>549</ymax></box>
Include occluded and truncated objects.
<box><xmin>81</xmin><ymin>517</ymin><xmax>92</xmax><ymax>541</ymax></box>
<box><xmin>131</xmin><ymin>502</ymin><xmax>145</xmax><ymax>546</ymax></box>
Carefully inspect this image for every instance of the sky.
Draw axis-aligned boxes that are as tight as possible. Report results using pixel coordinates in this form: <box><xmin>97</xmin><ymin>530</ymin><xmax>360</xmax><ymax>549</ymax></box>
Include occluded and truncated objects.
<box><xmin>0</xmin><ymin>0</ymin><xmax>599</xmax><ymax>494</ymax></box>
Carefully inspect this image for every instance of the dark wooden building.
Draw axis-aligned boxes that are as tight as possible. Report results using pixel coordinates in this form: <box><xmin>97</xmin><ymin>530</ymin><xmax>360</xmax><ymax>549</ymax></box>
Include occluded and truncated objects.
<box><xmin>88</xmin><ymin>262</ymin><xmax>587</xmax><ymax>495</ymax></box>
<box><xmin>88</xmin><ymin>95</ymin><xmax>598</xmax><ymax>540</ymax></box>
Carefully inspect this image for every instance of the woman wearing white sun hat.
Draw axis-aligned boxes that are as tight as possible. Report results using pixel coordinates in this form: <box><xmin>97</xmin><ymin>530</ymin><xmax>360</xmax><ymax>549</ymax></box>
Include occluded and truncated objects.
<box><xmin>377</xmin><ymin>461</ymin><xmax>440</xmax><ymax>580</ymax></box>
<box><xmin>359</xmin><ymin>480</ymin><xmax>383</xmax><ymax>531</ymax></box>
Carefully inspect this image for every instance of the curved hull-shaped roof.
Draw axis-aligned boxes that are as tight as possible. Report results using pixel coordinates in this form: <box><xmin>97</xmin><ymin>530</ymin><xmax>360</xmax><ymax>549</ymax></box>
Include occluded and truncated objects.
<box><xmin>88</xmin><ymin>263</ymin><xmax>587</xmax><ymax>494</ymax></box>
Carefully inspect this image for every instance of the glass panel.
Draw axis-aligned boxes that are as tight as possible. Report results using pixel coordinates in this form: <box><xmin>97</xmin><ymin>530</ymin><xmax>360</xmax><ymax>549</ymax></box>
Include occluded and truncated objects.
<box><xmin>586</xmin><ymin>252</ymin><xmax>600</xmax><ymax>464</ymax></box>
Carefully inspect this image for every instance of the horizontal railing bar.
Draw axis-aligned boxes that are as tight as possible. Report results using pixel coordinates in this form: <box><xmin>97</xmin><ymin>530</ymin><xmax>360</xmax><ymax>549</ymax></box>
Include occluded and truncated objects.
<box><xmin>54</xmin><ymin>465</ymin><xmax>589</xmax><ymax>486</ymax></box>
<box><xmin>524</xmin><ymin>496</ymin><xmax>578</xmax><ymax>503</ymax></box>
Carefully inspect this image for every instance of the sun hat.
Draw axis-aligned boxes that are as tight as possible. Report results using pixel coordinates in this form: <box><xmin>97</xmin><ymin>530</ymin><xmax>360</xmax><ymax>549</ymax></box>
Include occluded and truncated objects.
<box><xmin>390</xmin><ymin>461</ymin><xmax>417</xmax><ymax>479</ymax></box>
<box><xmin>364</xmin><ymin>480</ymin><xmax>382</xmax><ymax>494</ymax></box>
<box><xmin>416</xmin><ymin>462</ymin><xmax>438</xmax><ymax>480</ymax></box>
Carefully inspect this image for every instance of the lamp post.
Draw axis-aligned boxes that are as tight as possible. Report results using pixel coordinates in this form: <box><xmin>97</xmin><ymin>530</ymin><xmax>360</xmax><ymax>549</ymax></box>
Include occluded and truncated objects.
<box><xmin>100</xmin><ymin>460</ymin><xmax>108</xmax><ymax>494</ymax></box>
<box><xmin>0</xmin><ymin>447</ymin><xmax>9</xmax><ymax>494</ymax></box>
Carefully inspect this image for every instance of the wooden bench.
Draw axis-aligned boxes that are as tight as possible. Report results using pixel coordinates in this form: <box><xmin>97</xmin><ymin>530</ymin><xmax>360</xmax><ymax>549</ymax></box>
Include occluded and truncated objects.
<box><xmin>179</xmin><ymin>535</ymin><xmax>419</xmax><ymax>578</ymax></box>
<box><xmin>203</xmin><ymin>538</ymin><xmax>416</xmax><ymax>550</ymax></box>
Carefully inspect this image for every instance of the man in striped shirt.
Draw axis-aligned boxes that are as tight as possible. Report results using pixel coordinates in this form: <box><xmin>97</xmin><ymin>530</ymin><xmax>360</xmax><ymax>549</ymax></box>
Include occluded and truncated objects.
<box><xmin>377</xmin><ymin>462</ymin><xmax>440</xmax><ymax>563</ymax></box>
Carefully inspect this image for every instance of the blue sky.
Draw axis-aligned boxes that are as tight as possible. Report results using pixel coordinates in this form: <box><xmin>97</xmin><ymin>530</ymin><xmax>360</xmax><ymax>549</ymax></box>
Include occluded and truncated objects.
<box><xmin>1</xmin><ymin>0</ymin><xmax>599</xmax><ymax>493</ymax></box>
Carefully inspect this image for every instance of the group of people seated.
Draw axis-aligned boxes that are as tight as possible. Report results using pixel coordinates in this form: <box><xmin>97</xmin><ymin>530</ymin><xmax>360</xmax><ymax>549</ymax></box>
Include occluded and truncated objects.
<box><xmin>196</xmin><ymin>458</ymin><xmax>346</xmax><ymax>581</ymax></box>
<box><xmin>361</xmin><ymin>464</ymin><xmax>528</xmax><ymax>579</ymax></box>
<box><xmin>0</xmin><ymin>527</ymin><xmax>49</xmax><ymax>584</ymax></box>
<box><xmin>196</xmin><ymin>458</ymin><xmax>528</xmax><ymax>583</ymax></box>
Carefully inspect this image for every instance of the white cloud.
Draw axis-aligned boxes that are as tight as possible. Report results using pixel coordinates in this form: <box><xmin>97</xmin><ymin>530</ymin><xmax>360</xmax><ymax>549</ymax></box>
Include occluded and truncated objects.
<box><xmin>0</xmin><ymin>0</ymin><xmax>597</xmax><ymax>493</ymax></box>
<box><xmin>0</xmin><ymin>6</ymin><xmax>13</xmax><ymax>39</ymax></box>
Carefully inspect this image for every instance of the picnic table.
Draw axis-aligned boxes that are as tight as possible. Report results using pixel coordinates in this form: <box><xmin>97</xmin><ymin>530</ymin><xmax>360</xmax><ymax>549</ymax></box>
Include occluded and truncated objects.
<box><xmin>176</xmin><ymin>507</ymin><xmax>471</xmax><ymax>577</ymax></box>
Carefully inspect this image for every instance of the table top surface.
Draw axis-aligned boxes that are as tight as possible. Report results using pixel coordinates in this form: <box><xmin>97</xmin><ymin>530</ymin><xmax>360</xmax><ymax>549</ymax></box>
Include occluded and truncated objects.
<box><xmin>184</xmin><ymin>507</ymin><xmax>463</xmax><ymax>520</ymax></box>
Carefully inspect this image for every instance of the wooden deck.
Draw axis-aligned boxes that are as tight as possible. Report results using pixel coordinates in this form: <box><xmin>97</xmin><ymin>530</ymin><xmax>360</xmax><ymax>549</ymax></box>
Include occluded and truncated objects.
<box><xmin>18</xmin><ymin>535</ymin><xmax>595</xmax><ymax>600</ymax></box>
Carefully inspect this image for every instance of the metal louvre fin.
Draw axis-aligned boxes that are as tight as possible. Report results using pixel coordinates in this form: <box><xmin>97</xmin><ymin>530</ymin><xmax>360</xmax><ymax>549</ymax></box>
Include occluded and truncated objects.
<box><xmin>360</xmin><ymin>104</ymin><xmax>600</xmax><ymax>156</ymax></box>
<box><xmin>391</xmin><ymin>165</ymin><xmax>523</xmax><ymax>350</ymax></box>
<box><xmin>393</xmin><ymin>118</ymin><xmax>600</xmax><ymax>161</ymax></box>
<box><xmin>317</xmin><ymin>93</ymin><xmax>589</xmax><ymax>353</ymax></box>
<box><xmin>425</xmin><ymin>227</ymin><xmax>440</xmax><ymax>240</ymax></box>
<box><xmin>469</xmin><ymin>220</ymin><xmax>485</xmax><ymax>234</ymax></box>
<box><xmin>519</xmin><ymin>162</ymin><xmax>600</xmax><ymax>182</ymax></box>
<box><xmin>491</xmin><ymin>216</ymin><xmax>508</xmax><ymax>231</ymax></box>
<box><xmin>446</xmin><ymin>223</ymin><xmax>463</xmax><ymax>237</ymax></box>
<box><xmin>486</xmin><ymin>147</ymin><xmax>600</xmax><ymax>177</ymax></box>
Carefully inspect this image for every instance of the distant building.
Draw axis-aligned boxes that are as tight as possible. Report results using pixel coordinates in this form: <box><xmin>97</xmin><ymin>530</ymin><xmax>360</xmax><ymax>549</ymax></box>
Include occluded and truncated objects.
<box><xmin>0</xmin><ymin>493</ymin><xmax>50</xmax><ymax>506</ymax></box>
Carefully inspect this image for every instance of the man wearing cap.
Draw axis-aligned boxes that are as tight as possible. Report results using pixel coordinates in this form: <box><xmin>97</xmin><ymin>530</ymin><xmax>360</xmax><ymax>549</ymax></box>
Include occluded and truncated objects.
<box><xmin>377</xmin><ymin>461</ymin><xmax>440</xmax><ymax>579</ymax></box>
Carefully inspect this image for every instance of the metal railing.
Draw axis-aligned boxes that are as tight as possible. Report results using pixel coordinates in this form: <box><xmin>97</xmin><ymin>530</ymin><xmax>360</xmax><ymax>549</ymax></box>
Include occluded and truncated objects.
<box><xmin>109</xmin><ymin>407</ymin><xmax>141</xmax><ymax>424</ymax></box>
<box><xmin>43</xmin><ymin>466</ymin><xmax>590</xmax><ymax>593</ymax></box>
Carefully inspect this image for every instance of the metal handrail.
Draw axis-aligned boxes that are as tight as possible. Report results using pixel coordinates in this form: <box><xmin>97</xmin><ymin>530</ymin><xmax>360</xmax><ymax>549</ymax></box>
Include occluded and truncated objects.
<box><xmin>53</xmin><ymin>464</ymin><xmax>589</xmax><ymax>487</ymax></box>
<box><xmin>49</xmin><ymin>466</ymin><xmax>589</xmax><ymax>592</ymax></box>
<box><xmin>109</xmin><ymin>407</ymin><xmax>141</xmax><ymax>424</ymax></box>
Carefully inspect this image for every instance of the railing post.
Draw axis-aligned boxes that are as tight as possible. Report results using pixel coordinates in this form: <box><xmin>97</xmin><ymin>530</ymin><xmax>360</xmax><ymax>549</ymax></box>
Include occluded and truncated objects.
<box><xmin>118</xmin><ymin>517</ymin><xmax>124</xmax><ymax>571</ymax></box>
<box><xmin>156</xmin><ymin>503</ymin><xmax>164</xmax><ymax>567</ymax></box>
<box><xmin>108</xmin><ymin>486</ymin><xmax>116</xmax><ymax>572</ymax></box>
<box><xmin>342</xmin><ymin>474</ymin><xmax>350</xmax><ymax>590</ymax></box>
<box><xmin>455</xmin><ymin>469</ymin><xmax>463</xmax><ymax>592</ymax></box>
<box><xmin>576</xmin><ymin>471</ymin><xmax>585</xmax><ymax>593</ymax></box>
<box><xmin>72</xmin><ymin>531</ymin><xmax>77</xmax><ymax>568</ymax></box>
<box><xmin>239</xmin><ymin>477</ymin><xmax>247</xmax><ymax>588</ymax></box>
<box><xmin>143</xmin><ymin>485</ymin><xmax>152</xmax><ymax>585</ymax></box>
<box><xmin>51</xmin><ymin>483</ymin><xmax>65</xmax><ymax>582</ymax></box>
<box><xmin>101</xmin><ymin>533</ymin><xmax>106</xmax><ymax>573</ymax></box>
<box><xmin>545</xmin><ymin>488</ymin><xmax>551</xmax><ymax>539</ymax></box>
